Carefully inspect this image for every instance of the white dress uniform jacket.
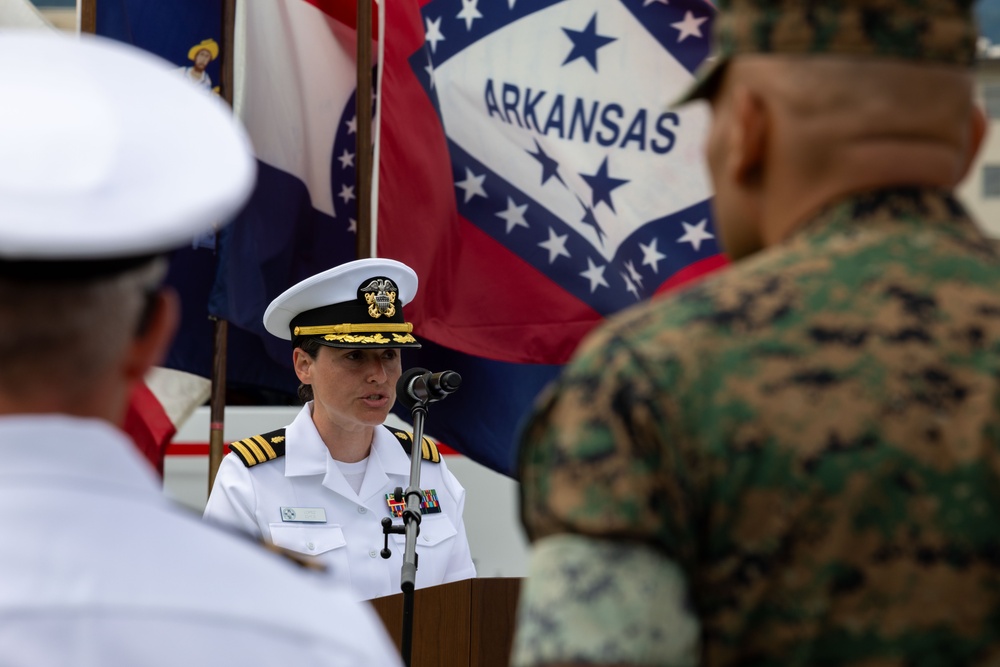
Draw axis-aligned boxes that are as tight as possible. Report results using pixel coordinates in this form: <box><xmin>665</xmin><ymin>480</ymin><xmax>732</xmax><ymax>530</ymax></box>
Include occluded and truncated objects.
<box><xmin>204</xmin><ymin>403</ymin><xmax>478</xmax><ymax>601</ymax></box>
<box><xmin>0</xmin><ymin>415</ymin><xmax>402</xmax><ymax>667</ymax></box>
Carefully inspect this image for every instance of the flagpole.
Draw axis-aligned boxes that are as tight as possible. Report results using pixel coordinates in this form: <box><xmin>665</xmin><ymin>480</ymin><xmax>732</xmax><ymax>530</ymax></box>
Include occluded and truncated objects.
<box><xmin>79</xmin><ymin>0</ymin><xmax>96</xmax><ymax>33</ymax></box>
<box><xmin>207</xmin><ymin>319</ymin><xmax>228</xmax><ymax>493</ymax></box>
<box><xmin>369</xmin><ymin>0</ymin><xmax>387</xmax><ymax>255</ymax></box>
<box><xmin>356</xmin><ymin>4</ymin><xmax>416</xmax><ymax>662</ymax></box>
<box><xmin>207</xmin><ymin>0</ymin><xmax>238</xmax><ymax>494</ymax></box>
<box><xmin>356</xmin><ymin>0</ymin><xmax>373</xmax><ymax>259</ymax></box>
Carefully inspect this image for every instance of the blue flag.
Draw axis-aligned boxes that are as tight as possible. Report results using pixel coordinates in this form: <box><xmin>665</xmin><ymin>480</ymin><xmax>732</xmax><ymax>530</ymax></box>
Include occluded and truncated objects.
<box><xmin>94</xmin><ymin>0</ymin><xmax>297</xmax><ymax>398</ymax></box>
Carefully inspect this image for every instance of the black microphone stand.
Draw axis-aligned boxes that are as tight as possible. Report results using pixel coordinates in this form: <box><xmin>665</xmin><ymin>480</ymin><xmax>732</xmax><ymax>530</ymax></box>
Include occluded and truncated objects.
<box><xmin>380</xmin><ymin>392</ymin><xmax>429</xmax><ymax>667</ymax></box>
<box><xmin>381</xmin><ymin>368</ymin><xmax>461</xmax><ymax>666</ymax></box>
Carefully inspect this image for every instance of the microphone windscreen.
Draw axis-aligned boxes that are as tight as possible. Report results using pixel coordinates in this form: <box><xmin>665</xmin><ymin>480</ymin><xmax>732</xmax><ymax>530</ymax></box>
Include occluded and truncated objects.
<box><xmin>395</xmin><ymin>367</ymin><xmax>430</xmax><ymax>410</ymax></box>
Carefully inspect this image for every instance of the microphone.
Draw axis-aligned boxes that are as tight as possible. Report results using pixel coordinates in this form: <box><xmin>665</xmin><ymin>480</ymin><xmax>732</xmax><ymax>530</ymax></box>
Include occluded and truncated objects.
<box><xmin>396</xmin><ymin>367</ymin><xmax>462</xmax><ymax>409</ymax></box>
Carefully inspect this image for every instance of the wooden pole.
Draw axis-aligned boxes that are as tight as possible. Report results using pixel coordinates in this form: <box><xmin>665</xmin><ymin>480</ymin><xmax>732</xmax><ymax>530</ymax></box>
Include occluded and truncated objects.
<box><xmin>220</xmin><ymin>0</ymin><xmax>237</xmax><ymax>108</ymax></box>
<box><xmin>207</xmin><ymin>0</ymin><xmax>238</xmax><ymax>494</ymax></box>
<box><xmin>207</xmin><ymin>319</ymin><xmax>228</xmax><ymax>493</ymax></box>
<box><xmin>356</xmin><ymin>0</ymin><xmax>373</xmax><ymax>259</ymax></box>
<box><xmin>80</xmin><ymin>0</ymin><xmax>96</xmax><ymax>33</ymax></box>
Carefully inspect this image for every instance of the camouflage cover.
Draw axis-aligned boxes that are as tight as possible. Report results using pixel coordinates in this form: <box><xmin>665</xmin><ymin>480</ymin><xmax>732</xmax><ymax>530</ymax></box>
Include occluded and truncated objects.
<box><xmin>683</xmin><ymin>0</ymin><xmax>978</xmax><ymax>102</ymax></box>
<box><xmin>518</xmin><ymin>188</ymin><xmax>1000</xmax><ymax>664</ymax></box>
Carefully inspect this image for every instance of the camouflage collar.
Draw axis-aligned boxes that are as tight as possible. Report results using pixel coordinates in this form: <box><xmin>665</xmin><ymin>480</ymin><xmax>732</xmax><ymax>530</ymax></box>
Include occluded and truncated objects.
<box><xmin>794</xmin><ymin>187</ymin><xmax>987</xmax><ymax>253</ymax></box>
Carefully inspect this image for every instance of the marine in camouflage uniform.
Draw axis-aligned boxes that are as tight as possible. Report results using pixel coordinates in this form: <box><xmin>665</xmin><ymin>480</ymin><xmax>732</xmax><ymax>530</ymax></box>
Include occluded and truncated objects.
<box><xmin>513</xmin><ymin>2</ymin><xmax>1000</xmax><ymax>666</ymax></box>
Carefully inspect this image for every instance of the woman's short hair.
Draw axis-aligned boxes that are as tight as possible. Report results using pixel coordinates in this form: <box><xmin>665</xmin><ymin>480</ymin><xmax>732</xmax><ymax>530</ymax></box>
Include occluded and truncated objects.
<box><xmin>295</xmin><ymin>337</ymin><xmax>324</xmax><ymax>404</ymax></box>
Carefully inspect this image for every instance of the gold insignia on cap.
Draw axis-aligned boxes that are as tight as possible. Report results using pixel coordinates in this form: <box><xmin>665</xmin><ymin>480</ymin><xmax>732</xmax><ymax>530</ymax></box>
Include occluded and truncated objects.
<box><xmin>294</xmin><ymin>323</ymin><xmax>414</xmax><ymax>336</ymax></box>
<box><xmin>361</xmin><ymin>278</ymin><xmax>397</xmax><ymax>319</ymax></box>
<box><xmin>323</xmin><ymin>333</ymin><xmax>393</xmax><ymax>344</ymax></box>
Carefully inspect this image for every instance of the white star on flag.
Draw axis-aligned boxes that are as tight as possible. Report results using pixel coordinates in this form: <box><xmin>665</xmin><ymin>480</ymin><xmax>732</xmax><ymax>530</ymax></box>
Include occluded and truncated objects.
<box><xmin>455</xmin><ymin>168</ymin><xmax>487</xmax><ymax>203</ymax></box>
<box><xmin>621</xmin><ymin>272</ymin><xmax>640</xmax><ymax>300</ymax></box>
<box><xmin>625</xmin><ymin>260</ymin><xmax>644</xmax><ymax>288</ymax></box>
<box><xmin>338</xmin><ymin>184</ymin><xmax>355</xmax><ymax>204</ymax></box>
<box><xmin>508</xmin><ymin>0</ymin><xmax>517</xmax><ymax>8</ymax></box>
<box><xmin>677</xmin><ymin>219</ymin><xmax>714</xmax><ymax>251</ymax></box>
<box><xmin>348</xmin><ymin>218</ymin><xmax>357</xmax><ymax>233</ymax></box>
<box><xmin>643</xmin><ymin>0</ymin><xmax>669</xmax><ymax>6</ymax></box>
<box><xmin>425</xmin><ymin>61</ymin><xmax>436</xmax><ymax>88</ymax></box>
<box><xmin>580</xmin><ymin>257</ymin><xmax>609</xmax><ymax>293</ymax></box>
<box><xmin>639</xmin><ymin>238</ymin><xmax>667</xmax><ymax>273</ymax></box>
<box><xmin>671</xmin><ymin>11</ymin><xmax>707</xmax><ymax>42</ymax></box>
<box><xmin>337</xmin><ymin>149</ymin><xmax>355</xmax><ymax>169</ymax></box>
<box><xmin>539</xmin><ymin>227</ymin><xmax>571</xmax><ymax>263</ymax></box>
<box><xmin>457</xmin><ymin>0</ymin><xmax>483</xmax><ymax>32</ymax></box>
<box><xmin>425</xmin><ymin>16</ymin><xmax>445</xmax><ymax>53</ymax></box>
<box><xmin>346</xmin><ymin>116</ymin><xmax>357</xmax><ymax>134</ymax></box>
<box><xmin>495</xmin><ymin>197</ymin><xmax>529</xmax><ymax>233</ymax></box>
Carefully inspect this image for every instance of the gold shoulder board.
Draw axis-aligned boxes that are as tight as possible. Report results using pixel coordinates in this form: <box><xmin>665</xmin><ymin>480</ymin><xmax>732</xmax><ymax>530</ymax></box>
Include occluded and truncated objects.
<box><xmin>391</xmin><ymin>430</ymin><xmax>441</xmax><ymax>464</ymax></box>
<box><xmin>228</xmin><ymin>428</ymin><xmax>287</xmax><ymax>467</ymax></box>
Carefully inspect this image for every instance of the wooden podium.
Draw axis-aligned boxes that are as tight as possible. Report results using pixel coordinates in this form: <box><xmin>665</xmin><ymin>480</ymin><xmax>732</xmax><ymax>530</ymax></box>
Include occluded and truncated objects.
<box><xmin>370</xmin><ymin>578</ymin><xmax>522</xmax><ymax>667</ymax></box>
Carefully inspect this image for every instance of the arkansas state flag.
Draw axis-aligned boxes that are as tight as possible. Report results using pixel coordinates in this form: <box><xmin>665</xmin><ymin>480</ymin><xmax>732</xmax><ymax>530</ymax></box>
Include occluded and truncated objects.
<box><xmin>379</xmin><ymin>0</ymin><xmax>722</xmax><ymax>366</ymax></box>
<box><xmin>376</xmin><ymin>0</ymin><xmax>722</xmax><ymax>474</ymax></box>
<box><xmin>209</xmin><ymin>0</ymin><xmax>722</xmax><ymax>477</ymax></box>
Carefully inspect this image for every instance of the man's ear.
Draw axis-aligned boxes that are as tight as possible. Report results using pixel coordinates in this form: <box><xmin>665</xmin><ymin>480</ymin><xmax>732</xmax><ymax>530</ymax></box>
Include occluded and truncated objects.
<box><xmin>728</xmin><ymin>85</ymin><xmax>768</xmax><ymax>187</ymax></box>
<box><xmin>957</xmin><ymin>102</ymin><xmax>987</xmax><ymax>185</ymax></box>
<box><xmin>122</xmin><ymin>288</ymin><xmax>179</xmax><ymax>383</ymax></box>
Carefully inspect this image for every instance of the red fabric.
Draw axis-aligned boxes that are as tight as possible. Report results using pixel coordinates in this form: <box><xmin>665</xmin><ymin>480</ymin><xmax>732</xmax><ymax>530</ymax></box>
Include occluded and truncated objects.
<box><xmin>655</xmin><ymin>254</ymin><xmax>731</xmax><ymax>296</ymax></box>
<box><xmin>122</xmin><ymin>381</ymin><xmax>176</xmax><ymax>479</ymax></box>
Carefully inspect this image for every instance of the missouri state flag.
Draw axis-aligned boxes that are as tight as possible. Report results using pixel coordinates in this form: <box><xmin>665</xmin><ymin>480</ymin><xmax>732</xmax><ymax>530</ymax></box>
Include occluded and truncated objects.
<box><xmin>206</xmin><ymin>0</ymin><xmax>722</xmax><ymax>476</ymax></box>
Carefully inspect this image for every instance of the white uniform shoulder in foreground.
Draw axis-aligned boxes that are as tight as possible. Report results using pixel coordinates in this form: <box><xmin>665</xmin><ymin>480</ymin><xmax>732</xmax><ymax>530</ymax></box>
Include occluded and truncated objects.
<box><xmin>0</xmin><ymin>415</ymin><xmax>402</xmax><ymax>667</ymax></box>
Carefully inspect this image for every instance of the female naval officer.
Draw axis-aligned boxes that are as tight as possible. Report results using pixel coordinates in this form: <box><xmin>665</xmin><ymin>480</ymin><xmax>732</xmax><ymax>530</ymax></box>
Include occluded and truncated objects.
<box><xmin>204</xmin><ymin>258</ymin><xmax>476</xmax><ymax>600</ymax></box>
